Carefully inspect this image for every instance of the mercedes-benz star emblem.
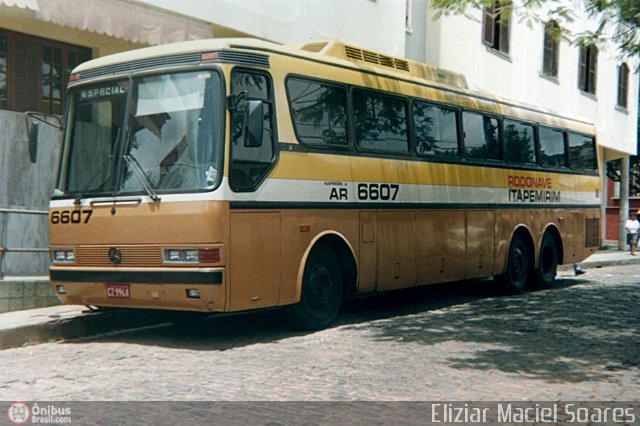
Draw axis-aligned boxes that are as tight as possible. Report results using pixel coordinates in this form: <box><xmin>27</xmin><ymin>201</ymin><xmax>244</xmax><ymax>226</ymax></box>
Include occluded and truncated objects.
<box><xmin>108</xmin><ymin>247</ymin><xmax>122</xmax><ymax>265</ymax></box>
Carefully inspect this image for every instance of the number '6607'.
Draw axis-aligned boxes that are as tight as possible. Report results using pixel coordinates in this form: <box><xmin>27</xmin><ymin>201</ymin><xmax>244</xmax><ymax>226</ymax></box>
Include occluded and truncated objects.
<box><xmin>50</xmin><ymin>210</ymin><xmax>93</xmax><ymax>224</ymax></box>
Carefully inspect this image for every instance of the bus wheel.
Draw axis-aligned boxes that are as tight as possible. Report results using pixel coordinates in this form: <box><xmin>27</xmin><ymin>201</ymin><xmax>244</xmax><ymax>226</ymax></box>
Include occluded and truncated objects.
<box><xmin>531</xmin><ymin>233</ymin><xmax>558</xmax><ymax>289</ymax></box>
<box><xmin>287</xmin><ymin>243</ymin><xmax>343</xmax><ymax>331</ymax></box>
<box><xmin>498</xmin><ymin>235</ymin><xmax>530</xmax><ymax>294</ymax></box>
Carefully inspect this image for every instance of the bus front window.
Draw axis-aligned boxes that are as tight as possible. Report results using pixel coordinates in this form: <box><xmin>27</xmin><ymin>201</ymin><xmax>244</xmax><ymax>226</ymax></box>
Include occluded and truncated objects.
<box><xmin>121</xmin><ymin>71</ymin><xmax>222</xmax><ymax>193</ymax></box>
<box><xmin>58</xmin><ymin>71</ymin><xmax>223</xmax><ymax>200</ymax></box>
<box><xmin>59</xmin><ymin>81</ymin><xmax>128</xmax><ymax>197</ymax></box>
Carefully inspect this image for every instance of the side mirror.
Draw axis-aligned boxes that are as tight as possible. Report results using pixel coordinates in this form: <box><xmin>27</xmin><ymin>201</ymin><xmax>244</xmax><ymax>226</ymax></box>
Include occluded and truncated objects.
<box><xmin>244</xmin><ymin>100</ymin><xmax>264</xmax><ymax>148</ymax></box>
<box><xmin>28</xmin><ymin>121</ymin><xmax>39</xmax><ymax>164</ymax></box>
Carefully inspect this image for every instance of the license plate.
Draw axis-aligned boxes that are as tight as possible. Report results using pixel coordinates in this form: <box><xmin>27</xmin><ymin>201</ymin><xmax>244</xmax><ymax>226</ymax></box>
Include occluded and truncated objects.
<box><xmin>106</xmin><ymin>283</ymin><xmax>130</xmax><ymax>299</ymax></box>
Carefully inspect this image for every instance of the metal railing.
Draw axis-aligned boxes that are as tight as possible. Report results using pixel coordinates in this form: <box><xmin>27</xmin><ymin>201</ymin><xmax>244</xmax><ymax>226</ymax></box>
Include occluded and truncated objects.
<box><xmin>0</xmin><ymin>207</ymin><xmax>49</xmax><ymax>280</ymax></box>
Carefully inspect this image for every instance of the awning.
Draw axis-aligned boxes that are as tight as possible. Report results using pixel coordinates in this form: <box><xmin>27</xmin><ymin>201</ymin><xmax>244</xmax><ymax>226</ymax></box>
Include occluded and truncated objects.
<box><xmin>0</xmin><ymin>0</ymin><xmax>40</xmax><ymax>11</ymax></box>
<box><xmin>34</xmin><ymin>0</ymin><xmax>212</xmax><ymax>46</ymax></box>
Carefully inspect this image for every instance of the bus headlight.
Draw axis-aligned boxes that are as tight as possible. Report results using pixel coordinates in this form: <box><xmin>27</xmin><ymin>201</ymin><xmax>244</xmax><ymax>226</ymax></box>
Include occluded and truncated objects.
<box><xmin>52</xmin><ymin>249</ymin><xmax>74</xmax><ymax>263</ymax></box>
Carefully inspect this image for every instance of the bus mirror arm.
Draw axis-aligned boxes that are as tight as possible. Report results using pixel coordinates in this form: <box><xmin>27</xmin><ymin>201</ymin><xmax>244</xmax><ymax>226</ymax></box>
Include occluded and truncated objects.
<box><xmin>226</xmin><ymin>91</ymin><xmax>249</xmax><ymax>111</ymax></box>
<box><xmin>24</xmin><ymin>112</ymin><xmax>63</xmax><ymax>164</ymax></box>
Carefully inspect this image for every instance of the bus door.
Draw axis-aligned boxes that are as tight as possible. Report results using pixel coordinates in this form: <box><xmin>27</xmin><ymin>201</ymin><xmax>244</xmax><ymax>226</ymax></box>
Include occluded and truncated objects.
<box><xmin>228</xmin><ymin>68</ymin><xmax>281</xmax><ymax>311</ymax></box>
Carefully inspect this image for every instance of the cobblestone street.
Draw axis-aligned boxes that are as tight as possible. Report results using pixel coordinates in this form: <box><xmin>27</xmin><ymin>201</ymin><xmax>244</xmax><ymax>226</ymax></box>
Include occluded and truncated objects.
<box><xmin>1</xmin><ymin>265</ymin><xmax>639</xmax><ymax>401</ymax></box>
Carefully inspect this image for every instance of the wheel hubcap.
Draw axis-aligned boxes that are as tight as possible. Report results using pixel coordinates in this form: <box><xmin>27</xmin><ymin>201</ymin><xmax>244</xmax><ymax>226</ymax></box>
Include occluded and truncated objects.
<box><xmin>308</xmin><ymin>264</ymin><xmax>333</xmax><ymax>310</ymax></box>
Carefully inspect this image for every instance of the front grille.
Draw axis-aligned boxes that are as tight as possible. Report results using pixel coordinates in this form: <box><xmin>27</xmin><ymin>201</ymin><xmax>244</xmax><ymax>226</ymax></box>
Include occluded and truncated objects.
<box><xmin>75</xmin><ymin>245</ymin><xmax>163</xmax><ymax>267</ymax></box>
<box><xmin>584</xmin><ymin>218</ymin><xmax>601</xmax><ymax>248</ymax></box>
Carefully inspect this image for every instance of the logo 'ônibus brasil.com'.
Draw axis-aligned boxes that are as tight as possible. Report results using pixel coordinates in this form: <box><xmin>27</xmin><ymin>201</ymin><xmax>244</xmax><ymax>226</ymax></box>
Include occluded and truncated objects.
<box><xmin>7</xmin><ymin>402</ymin><xmax>31</xmax><ymax>424</ymax></box>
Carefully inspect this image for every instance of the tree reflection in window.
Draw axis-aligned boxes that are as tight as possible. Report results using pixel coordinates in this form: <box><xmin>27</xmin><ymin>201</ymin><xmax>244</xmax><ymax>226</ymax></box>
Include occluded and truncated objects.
<box><xmin>504</xmin><ymin>119</ymin><xmax>536</xmax><ymax>164</ymax></box>
<box><xmin>463</xmin><ymin>111</ymin><xmax>501</xmax><ymax>160</ymax></box>
<box><xmin>414</xmin><ymin>101</ymin><xmax>459</xmax><ymax>157</ymax></box>
<box><xmin>568</xmin><ymin>132</ymin><xmax>597</xmax><ymax>170</ymax></box>
<box><xmin>539</xmin><ymin>126</ymin><xmax>567</xmax><ymax>167</ymax></box>
<box><xmin>353</xmin><ymin>90</ymin><xmax>408</xmax><ymax>153</ymax></box>
<box><xmin>287</xmin><ymin>78</ymin><xmax>348</xmax><ymax>147</ymax></box>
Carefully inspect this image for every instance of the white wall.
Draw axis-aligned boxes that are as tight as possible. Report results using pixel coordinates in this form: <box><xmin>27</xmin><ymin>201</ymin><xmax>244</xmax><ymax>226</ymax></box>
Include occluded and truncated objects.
<box><xmin>136</xmin><ymin>0</ymin><xmax>407</xmax><ymax>57</ymax></box>
<box><xmin>425</xmin><ymin>2</ymin><xmax>638</xmax><ymax>156</ymax></box>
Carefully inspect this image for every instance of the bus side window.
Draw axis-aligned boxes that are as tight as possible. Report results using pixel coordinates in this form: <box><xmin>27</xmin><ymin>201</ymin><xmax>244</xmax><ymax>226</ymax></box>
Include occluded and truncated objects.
<box><xmin>413</xmin><ymin>101</ymin><xmax>460</xmax><ymax>158</ymax></box>
<box><xmin>504</xmin><ymin>119</ymin><xmax>536</xmax><ymax>164</ymax></box>
<box><xmin>229</xmin><ymin>70</ymin><xmax>278</xmax><ymax>192</ymax></box>
<box><xmin>286</xmin><ymin>77</ymin><xmax>349</xmax><ymax>147</ymax></box>
<box><xmin>568</xmin><ymin>132</ymin><xmax>597</xmax><ymax>170</ymax></box>
<box><xmin>539</xmin><ymin>126</ymin><xmax>568</xmax><ymax>168</ymax></box>
<box><xmin>462</xmin><ymin>111</ymin><xmax>501</xmax><ymax>161</ymax></box>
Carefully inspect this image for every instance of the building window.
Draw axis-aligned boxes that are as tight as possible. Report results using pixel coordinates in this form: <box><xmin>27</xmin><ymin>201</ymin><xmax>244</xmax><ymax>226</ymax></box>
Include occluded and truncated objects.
<box><xmin>483</xmin><ymin>1</ymin><xmax>511</xmax><ymax>54</ymax></box>
<box><xmin>617</xmin><ymin>62</ymin><xmax>629</xmax><ymax>109</ymax></box>
<box><xmin>542</xmin><ymin>20</ymin><xmax>560</xmax><ymax>78</ymax></box>
<box><xmin>578</xmin><ymin>44</ymin><xmax>598</xmax><ymax>95</ymax></box>
<box><xmin>0</xmin><ymin>29</ymin><xmax>91</xmax><ymax>115</ymax></box>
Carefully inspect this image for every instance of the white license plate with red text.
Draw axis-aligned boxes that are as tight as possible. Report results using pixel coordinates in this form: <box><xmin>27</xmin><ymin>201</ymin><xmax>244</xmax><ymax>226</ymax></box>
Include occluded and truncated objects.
<box><xmin>106</xmin><ymin>283</ymin><xmax>130</xmax><ymax>299</ymax></box>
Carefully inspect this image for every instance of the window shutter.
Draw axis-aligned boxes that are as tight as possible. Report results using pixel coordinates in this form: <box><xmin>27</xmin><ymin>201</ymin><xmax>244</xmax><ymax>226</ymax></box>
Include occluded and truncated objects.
<box><xmin>587</xmin><ymin>46</ymin><xmax>597</xmax><ymax>94</ymax></box>
<box><xmin>578</xmin><ymin>46</ymin><xmax>587</xmax><ymax>91</ymax></box>
<box><xmin>498</xmin><ymin>13</ymin><xmax>510</xmax><ymax>53</ymax></box>
<box><xmin>12</xmin><ymin>35</ymin><xmax>40</xmax><ymax>112</ymax></box>
<box><xmin>483</xmin><ymin>6</ymin><xmax>495</xmax><ymax>46</ymax></box>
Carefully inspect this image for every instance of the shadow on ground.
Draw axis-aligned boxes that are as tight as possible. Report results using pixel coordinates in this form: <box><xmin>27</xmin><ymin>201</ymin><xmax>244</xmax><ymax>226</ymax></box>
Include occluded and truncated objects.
<box><xmin>343</xmin><ymin>277</ymin><xmax>640</xmax><ymax>383</ymax></box>
<box><xmin>49</xmin><ymin>273</ymin><xmax>640</xmax><ymax>383</ymax></box>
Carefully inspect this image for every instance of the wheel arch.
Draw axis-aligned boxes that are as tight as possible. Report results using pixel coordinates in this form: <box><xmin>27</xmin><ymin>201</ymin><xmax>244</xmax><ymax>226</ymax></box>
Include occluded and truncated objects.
<box><xmin>295</xmin><ymin>231</ymin><xmax>357</xmax><ymax>303</ymax></box>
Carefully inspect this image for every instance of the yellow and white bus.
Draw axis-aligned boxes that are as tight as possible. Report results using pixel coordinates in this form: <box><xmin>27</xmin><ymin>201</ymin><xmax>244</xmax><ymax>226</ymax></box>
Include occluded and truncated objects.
<box><xmin>48</xmin><ymin>38</ymin><xmax>601</xmax><ymax>329</ymax></box>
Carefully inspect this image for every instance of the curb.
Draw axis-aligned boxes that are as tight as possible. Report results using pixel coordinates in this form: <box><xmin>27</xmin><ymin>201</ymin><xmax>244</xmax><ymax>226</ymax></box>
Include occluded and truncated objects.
<box><xmin>0</xmin><ymin>308</ymin><xmax>172</xmax><ymax>350</ymax></box>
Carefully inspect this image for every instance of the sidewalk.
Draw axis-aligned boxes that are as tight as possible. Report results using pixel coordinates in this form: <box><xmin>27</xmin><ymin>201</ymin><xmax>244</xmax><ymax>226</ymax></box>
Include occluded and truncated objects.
<box><xmin>1</xmin><ymin>247</ymin><xmax>639</xmax><ymax>349</ymax></box>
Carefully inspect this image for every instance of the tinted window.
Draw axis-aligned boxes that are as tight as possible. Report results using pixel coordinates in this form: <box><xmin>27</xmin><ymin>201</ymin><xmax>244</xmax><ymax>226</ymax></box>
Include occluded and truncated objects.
<box><xmin>353</xmin><ymin>90</ymin><xmax>409</xmax><ymax>154</ymax></box>
<box><xmin>539</xmin><ymin>127</ymin><xmax>567</xmax><ymax>167</ymax></box>
<box><xmin>504</xmin><ymin>119</ymin><xmax>536</xmax><ymax>164</ymax></box>
<box><xmin>462</xmin><ymin>111</ymin><xmax>501</xmax><ymax>160</ymax></box>
<box><xmin>414</xmin><ymin>101</ymin><xmax>459</xmax><ymax>157</ymax></box>
<box><xmin>287</xmin><ymin>78</ymin><xmax>348</xmax><ymax>147</ymax></box>
<box><xmin>568</xmin><ymin>132</ymin><xmax>597</xmax><ymax>170</ymax></box>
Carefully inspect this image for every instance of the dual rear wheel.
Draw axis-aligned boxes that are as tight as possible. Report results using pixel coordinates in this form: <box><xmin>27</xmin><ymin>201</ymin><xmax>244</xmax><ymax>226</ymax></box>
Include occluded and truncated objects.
<box><xmin>498</xmin><ymin>232</ymin><xmax>559</xmax><ymax>294</ymax></box>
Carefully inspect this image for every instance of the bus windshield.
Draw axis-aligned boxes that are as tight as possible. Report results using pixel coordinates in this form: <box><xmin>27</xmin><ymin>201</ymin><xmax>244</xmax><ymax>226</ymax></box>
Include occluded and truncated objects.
<box><xmin>58</xmin><ymin>70</ymin><xmax>223</xmax><ymax>199</ymax></box>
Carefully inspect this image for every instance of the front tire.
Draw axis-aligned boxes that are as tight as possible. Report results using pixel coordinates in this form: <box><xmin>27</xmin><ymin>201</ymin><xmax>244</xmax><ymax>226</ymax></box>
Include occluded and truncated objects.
<box><xmin>497</xmin><ymin>235</ymin><xmax>531</xmax><ymax>294</ymax></box>
<box><xmin>286</xmin><ymin>244</ymin><xmax>343</xmax><ymax>331</ymax></box>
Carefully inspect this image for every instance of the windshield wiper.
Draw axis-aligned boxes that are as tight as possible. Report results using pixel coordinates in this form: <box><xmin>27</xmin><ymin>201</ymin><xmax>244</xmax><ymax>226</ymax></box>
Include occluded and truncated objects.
<box><xmin>74</xmin><ymin>155</ymin><xmax>115</xmax><ymax>205</ymax></box>
<box><xmin>123</xmin><ymin>154</ymin><xmax>161</xmax><ymax>202</ymax></box>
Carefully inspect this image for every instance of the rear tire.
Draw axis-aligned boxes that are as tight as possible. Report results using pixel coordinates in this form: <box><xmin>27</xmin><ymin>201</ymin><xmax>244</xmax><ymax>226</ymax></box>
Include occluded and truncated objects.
<box><xmin>286</xmin><ymin>244</ymin><xmax>343</xmax><ymax>331</ymax></box>
<box><xmin>497</xmin><ymin>235</ymin><xmax>530</xmax><ymax>294</ymax></box>
<box><xmin>531</xmin><ymin>233</ymin><xmax>558</xmax><ymax>289</ymax></box>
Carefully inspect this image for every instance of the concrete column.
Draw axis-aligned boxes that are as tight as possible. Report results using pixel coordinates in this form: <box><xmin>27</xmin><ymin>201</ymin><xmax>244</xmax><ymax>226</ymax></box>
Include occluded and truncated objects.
<box><xmin>618</xmin><ymin>156</ymin><xmax>630</xmax><ymax>250</ymax></box>
<box><xmin>600</xmin><ymin>151</ymin><xmax>607</xmax><ymax>246</ymax></box>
